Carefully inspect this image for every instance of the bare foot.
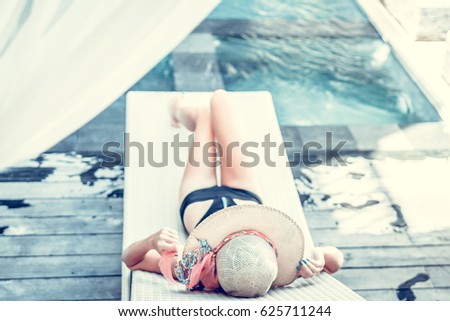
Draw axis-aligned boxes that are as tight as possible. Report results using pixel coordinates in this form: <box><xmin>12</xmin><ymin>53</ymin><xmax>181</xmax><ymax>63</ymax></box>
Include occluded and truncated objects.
<box><xmin>170</xmin><ymin>94</ymin><xmax>202</xmax><ymax>132</ymax></box>
<box><xmin>296</xmin><ymin>246</ymin><xmax>344</xmax><ymax>279</ymax></box>
<box><xmin>170</xmin><ymin>94</ymin><xmax>183</xmax><ymax>128</ymax></box>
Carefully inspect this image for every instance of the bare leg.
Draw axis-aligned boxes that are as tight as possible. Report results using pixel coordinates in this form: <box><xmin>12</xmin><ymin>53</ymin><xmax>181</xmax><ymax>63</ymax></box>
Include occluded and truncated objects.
<box><xmin>171</xmin><ymin>96</ymin><xmax>217</xmax><ymax>232</ymax></box>
<box><xmin>210</xmin><ymin>92</ymin><xmax>344</xmax><ymax>277</ymax></box>
<box><xmin>170</xmin><ymin>94</ymin><xmax>199</xmax><ymax>131</ymax></box>
<box><xmin>210</xmin><ymin>90</ymin><xmax>262</xmax><ymax>196</ymax></box>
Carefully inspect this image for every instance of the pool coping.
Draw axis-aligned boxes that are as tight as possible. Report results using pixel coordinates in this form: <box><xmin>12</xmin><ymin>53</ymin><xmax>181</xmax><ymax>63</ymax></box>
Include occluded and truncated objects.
<box><xmin>281</xmin><ymin>122</ymin><xmax>450</xmax><ymax>154</ymax></box>
<box><xmin>356</xmin><ymin>0</ymin><xmax>450</xmax><ymax>125</ymax></box>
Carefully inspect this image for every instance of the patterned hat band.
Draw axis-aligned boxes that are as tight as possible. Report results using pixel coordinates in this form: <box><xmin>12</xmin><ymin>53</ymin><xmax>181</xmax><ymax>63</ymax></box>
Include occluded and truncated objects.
<box><xmin>159</xmin><ymin>230</ymin><xmax>278</xmax><ymax>291</ymax></box>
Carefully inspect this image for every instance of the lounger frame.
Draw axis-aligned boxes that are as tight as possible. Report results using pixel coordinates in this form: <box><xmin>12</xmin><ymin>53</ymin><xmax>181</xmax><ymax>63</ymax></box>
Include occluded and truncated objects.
<box><xmin>122</xmin><ymin>91</ymin><xmax>363</xmax><ymax>301</ymax></box>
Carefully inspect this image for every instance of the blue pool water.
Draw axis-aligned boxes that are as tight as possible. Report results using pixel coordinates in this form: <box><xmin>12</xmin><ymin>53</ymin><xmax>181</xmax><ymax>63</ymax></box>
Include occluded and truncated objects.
<box><xmin>208</xmin><ymin>0</ymin><xmax>367</xmax><ymax>21</ymax></box>
<box><xmin>130</xmin><ymin>56</ymin><xmax>174</xmax><ymax>92</ymax></box>
<box><xmin>207</xmin><ymin>0</ymin><xmax>441</xmax><ymax>125</ymax></box>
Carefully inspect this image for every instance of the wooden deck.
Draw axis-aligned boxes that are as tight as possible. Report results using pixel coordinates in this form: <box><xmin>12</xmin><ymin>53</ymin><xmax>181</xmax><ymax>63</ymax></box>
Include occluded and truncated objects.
<box><xmin>1</xmin><ymin>147</ymin><xmax>449</xmax><ymax>300</ymax></box>
<box><xmin>0</xmin><ymin>154</ymin><xmax>124</xmax><ymax>300</ymax></box>
<box><xmin>296</xmin><ymin>152</ymin><xmax>450</xmax><ymax>301</ymax></box>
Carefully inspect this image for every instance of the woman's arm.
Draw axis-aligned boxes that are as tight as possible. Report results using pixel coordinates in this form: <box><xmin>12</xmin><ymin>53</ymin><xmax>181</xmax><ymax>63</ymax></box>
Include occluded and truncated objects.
<box><xmin>122</xmin><ymin>228</ymin><xmax>180</xmax><ymax>272</ymax></box>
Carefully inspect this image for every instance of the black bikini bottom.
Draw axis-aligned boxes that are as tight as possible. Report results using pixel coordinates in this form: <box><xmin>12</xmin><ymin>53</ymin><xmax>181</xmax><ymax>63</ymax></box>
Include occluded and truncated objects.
<box><xmin>180</xmin><ymin>185</ymin><xmax>263</xmax><ymax>228</ymax></box>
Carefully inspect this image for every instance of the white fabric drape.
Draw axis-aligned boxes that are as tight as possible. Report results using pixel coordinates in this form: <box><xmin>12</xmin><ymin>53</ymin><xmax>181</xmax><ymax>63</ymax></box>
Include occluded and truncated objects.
<box><xmin>0</xmin><ymin>0</ymin><xmax>219</xmax><ymax>167</ymax></box>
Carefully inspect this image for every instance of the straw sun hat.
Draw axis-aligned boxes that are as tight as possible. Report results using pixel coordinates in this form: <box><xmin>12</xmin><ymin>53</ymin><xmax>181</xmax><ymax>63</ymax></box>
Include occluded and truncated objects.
<box><xmin>174</xmin><ymin>204</ymin><xmax>305</xmax><ymax>297</ymax></box>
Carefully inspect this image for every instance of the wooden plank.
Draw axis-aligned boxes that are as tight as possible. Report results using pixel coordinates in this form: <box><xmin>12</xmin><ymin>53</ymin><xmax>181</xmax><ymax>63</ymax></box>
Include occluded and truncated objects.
<box><xmin>356</xmin><ymin>289</ymin><xmax>402</xmax><ymax>301</ymax></box>
<box><xmin>0</xmin><ymin>234</ymin><xmax>122</xmax><ymax>257</ymax></box>
<box><xmin>342</xmin><ymin>245</ymin><xmax>450</xmax><ymax>268</ymax></box>
<box><xmin>336</xmin><ymin>266</ymin><xmax>450</xmax><ymax>291</ymax></box>
<box><xmin>0</xmin><ymin>198</ymin><xmax>123</xmax><ymax>217</ymax></box>
<box><xmin>0</xmin><ymin>215</ymin><xmax>123</xmax><ymax>235</ymax></box>
<box><xmin>0</xmin><ymin>167</ymin><xmax>119</xmax><ymax>182</ymax></box>
<box><xmin>303</xmin><ymin>207</ymin><xmax>450</xmax><ymax>247</ymax></box>
<box><xmin>334</xmin><ymin>267</ymin><xmax>433</xmax><ymax>290</ymax></box>
<box><xmin>310</xmin><ymin>228</ymin><xmax>412</xmax><ymax>247</ymax></box>
<box><xmin>305</xmin><ymin>215</ymin><xmax>450</xmax><ymax>247</ymax></box>
<box><xmin>300</xmin><ymin>192</ymin><xmax>392</xmax><ymax>212</ymax></box>
<box><xmin>0</xmin><ymin>276</ymin><xmax>121</xmax><ymax>300</ymax></box>
<box><xmin>356</xmin><ymin>288</ymin><xmax>450</xmax><ymax>301</ymax></box>
<box><xmin>426</xmin><ymin>266</ymin><xmax>450</xmax><ymax>288</ymax></box>
<box><xmin>0</xmin><ymin>181</ymin><xmax>123</xmax><ymax>199</ymax></box>
<box><xmin>298</xmin><ymin>175</ymin><xmax>385</xmax><ymax>196</ymax></box>
<box><xmin>0</xmin><ymin>163</ymin><xmax>122</xmax><ymax>183</ymax></box>
<box><xmin>2</xmin><ymin>153</ymin><xmax>100</xmax><ymax>168</ymax></box>
<box><xmin>0</xmin><ymin>254</ymin><xmax>121</xmax><ymax>279</ymax></box>
<box><xmin>409</xmin><ymin>229</ymin><xmax>450</xmax><ymax>245</ymax></box>
<box><xmin>3</xmin><ymin>152</ymin><xmax>120</xmax><ymax>169</ymax></box>
<box><xmin>302</xmin><ymin>194</ymin><xmax>402</xmax><ymax>237</ymax></box>
<box><xmin>0</xmin><ymin>167</ymin><xmax>56</xmax><ymax>182</ymax></box>
<box><xmin>304</xmin><ymin>210</ymin><xmax>339</xmax><ymax>229</ymax></box>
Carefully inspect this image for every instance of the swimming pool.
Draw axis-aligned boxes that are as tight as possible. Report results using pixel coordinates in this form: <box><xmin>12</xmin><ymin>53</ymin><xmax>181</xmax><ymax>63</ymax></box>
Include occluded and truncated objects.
<box><xmin>207</xmin><ymin>0</ymin><xmax>441</xmax><ymax>125</ymax></box>
<box><xmin>208</xmin><ymin>0</ymin><xmax>367</xmax><ymax>21</ymax></box>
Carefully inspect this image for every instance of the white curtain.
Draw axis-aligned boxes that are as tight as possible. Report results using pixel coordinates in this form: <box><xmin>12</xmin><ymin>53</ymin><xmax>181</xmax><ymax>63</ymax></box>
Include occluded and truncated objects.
<box><xmin>0</xmin><ymin>0</ymin><xmax>219</xmax><ymax>167</ymax></box>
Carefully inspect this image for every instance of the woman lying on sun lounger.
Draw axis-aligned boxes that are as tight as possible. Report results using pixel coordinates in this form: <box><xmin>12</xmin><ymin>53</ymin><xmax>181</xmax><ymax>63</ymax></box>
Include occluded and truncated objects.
<box><xmin>122</xmin><ymin>89</ymin><xmax>344</xmax><ymax>297</ymax></box>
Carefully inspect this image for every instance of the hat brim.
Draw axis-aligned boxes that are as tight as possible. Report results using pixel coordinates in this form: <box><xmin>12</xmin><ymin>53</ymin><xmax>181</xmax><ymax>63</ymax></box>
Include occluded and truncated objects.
<box><xmin>183</xmin><ymin>204</ymin><xmax>305</xmax><ymax>287</ymax></box>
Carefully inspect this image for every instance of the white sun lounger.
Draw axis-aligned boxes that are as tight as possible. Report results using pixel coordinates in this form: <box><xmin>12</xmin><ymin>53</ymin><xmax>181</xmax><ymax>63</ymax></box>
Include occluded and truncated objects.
<box><xmin>122</xmin><ymin>91</ymin><xmax>363</xmax><ymax>301</ymax></box>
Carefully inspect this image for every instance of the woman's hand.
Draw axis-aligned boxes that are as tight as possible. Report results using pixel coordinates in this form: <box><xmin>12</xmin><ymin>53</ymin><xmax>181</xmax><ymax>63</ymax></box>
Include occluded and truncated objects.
<box><xmin>296</xmin><ymin>246</ymin><xmax>344</xmax><ymax>278</ymax></box>
<box><xmin>148</xmin><ymin>227</ymin><xmax>180</xmax><ymax>255</ymax></box>
<box><xmin>122</xmin><ymin>227</ymin><xmax>182</xmax><ymax>272</ymax></box>
<box><xmin>296</xmin><ymin>247</ymin><xmax>326</xmax><ymax>279</ymax></box>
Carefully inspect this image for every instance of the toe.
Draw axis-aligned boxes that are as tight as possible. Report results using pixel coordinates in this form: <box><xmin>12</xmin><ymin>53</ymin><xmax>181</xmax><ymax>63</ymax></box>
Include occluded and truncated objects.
<box><xmin>170</xmin><ymin>95</ymin><xmax>183</xmax><ymax>127</ymax></box>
